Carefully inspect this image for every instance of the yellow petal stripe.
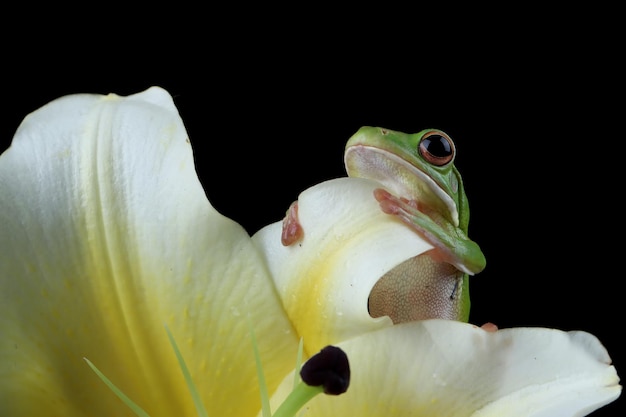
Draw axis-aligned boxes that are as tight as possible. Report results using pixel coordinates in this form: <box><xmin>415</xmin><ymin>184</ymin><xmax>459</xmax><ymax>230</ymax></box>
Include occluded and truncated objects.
<box><xmin>253</xmin><ymin>177</ymin><xmax>433</xmax><ymax>354</ymax></box>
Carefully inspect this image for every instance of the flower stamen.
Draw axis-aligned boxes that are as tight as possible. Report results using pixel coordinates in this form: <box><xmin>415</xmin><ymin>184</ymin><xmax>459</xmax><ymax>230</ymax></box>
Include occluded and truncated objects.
<box><xmin>272</xmin><ymin>346</ymin><xmax>350</xmax><ymax>417</ymax></box>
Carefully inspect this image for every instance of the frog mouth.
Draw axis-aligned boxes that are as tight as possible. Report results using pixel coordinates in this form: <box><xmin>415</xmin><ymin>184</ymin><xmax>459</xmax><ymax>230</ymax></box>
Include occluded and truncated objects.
<box><xmin>344</xmin><ymin>145</ymin><xmax>460</xmax><ymax>228</ymax></box>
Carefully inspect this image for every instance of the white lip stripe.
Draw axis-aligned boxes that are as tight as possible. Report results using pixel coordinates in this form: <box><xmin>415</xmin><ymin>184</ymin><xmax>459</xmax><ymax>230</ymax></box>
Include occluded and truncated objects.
<box><xmin>346</xmin><ymin>145</ymin><xmax>460</xmax><ymax>227</ymax></box>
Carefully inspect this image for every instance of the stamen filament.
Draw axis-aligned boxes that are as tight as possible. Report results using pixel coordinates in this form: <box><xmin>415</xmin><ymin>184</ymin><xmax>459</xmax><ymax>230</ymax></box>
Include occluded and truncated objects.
<box><xmin>271</xmin><ymin>382</ymin><xmax>324</xmax><ymax>417</ymax></box>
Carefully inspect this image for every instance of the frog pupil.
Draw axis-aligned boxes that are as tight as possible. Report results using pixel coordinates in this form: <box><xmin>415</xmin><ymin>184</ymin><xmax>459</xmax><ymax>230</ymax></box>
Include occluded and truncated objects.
<box><xmin>422</xmin><ymin>135</ymin><xmax>452</xmax><ymax>158</ymax></box>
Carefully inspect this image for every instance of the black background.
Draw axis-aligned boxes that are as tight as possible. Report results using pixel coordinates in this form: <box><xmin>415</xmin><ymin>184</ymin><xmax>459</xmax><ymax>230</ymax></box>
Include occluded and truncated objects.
<box><xmin>2</xmin><ymin>12</ymin><xmax>622</xmax><ymax>415</ymax></box>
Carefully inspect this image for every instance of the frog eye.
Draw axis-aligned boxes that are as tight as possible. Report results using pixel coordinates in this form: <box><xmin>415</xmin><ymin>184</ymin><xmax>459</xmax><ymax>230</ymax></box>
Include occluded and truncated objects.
<box><xmin>418</xmin><ymin>131</ymin><xmax>455</xmax><ymax>166</ymax></box>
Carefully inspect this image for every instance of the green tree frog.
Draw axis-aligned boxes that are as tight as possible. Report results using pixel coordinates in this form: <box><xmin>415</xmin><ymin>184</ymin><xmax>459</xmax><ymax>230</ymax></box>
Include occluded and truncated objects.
<box><xmin>281</xmin><ymin>126</ymin><xmax>487</xmax><ymax>325</ymax></box>
<box><xmin>344</xmin><ymin>127</ymin><xmax>486</xmax><ymax>276</ymax></box>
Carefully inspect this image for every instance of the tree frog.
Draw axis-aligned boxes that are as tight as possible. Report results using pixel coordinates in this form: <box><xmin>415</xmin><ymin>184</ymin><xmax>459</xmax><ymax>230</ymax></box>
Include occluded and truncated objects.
<box><xmin>281</xmin><ymin>126</ymin><xmax>488</xmax><ymax>326</ymax></box>
<box><xmin>343</xmin><ymin>126</ymin><xmax>486</xmax><ymax>276</ymax></box>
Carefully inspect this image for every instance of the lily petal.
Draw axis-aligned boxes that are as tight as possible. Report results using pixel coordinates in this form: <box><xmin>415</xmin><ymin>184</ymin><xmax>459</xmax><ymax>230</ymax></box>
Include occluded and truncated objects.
<box><xmin>0</xmin><ymin>87</ymin><xmax>298</xmax><ymax>416</ymax></box>
<box><xmin>270</xmin><ymin>321</ymin><xmax>621</xmax><ymax>416</ymax></box>
<box><xmin>252</xmin><ymin>178</ymin><xmax>472</xmax><ymax>354</ymax></box>
<box><xmin>253</xmin><ymin>177</ymin><xmax>438</xmax><ymax>354</ymax></box>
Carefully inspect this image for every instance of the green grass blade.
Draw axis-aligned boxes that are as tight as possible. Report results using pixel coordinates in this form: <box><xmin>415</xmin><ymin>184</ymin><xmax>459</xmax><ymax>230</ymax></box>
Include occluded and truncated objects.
<box><xmin>165</xmin><ymin>325</ymin><xmax>209</xmax><ymax>417</ymax></box>
<box><xmin>293</xmin><ymin>337</ymin><xmax>304</xmax><ymax>391</ymax></box>
<box><xmin>249</xmin><ymin>322</ymin><xmax>271</xmax><ymax>417</ymax></box>
<box><xmin>84</xmin><ymin>358</ymin><xmax>151</xmax><ymax>417</ymax></box>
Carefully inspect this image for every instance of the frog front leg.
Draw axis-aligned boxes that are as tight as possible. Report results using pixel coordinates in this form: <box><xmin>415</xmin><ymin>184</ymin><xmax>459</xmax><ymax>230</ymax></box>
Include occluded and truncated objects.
<box><xmin>373</xmin><ymin>188</ymin><xmax>486</xmax><ymax>275</ymax></box>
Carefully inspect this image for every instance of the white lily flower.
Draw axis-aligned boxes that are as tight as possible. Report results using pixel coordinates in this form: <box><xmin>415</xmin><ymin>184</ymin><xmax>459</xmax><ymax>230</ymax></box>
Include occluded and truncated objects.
<box><xmin>252</xmin><ymin>177</ymin><xmax>621</xmax><ymax>416</ymax></box>
<box><xmin>0</xmin><ymin>87</ymin><xmax>620</xmax><ymax>416</ymax></box>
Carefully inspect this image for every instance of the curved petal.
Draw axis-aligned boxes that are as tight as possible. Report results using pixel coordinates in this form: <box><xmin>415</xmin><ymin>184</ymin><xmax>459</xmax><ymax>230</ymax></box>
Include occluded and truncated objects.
<box><xmin>0</xmin><ymin>87</ymin><xmax>298</xmax><ymax>416</ymax></box>
<box><xmin>253</xmin><ymin>177</ymin><xmax>473</xmax><ymax>354</ymax></box>
<box><xmin>269</xmin><ymin>321</ymin><xmax>621</xmax><ymax>416</ymax></box>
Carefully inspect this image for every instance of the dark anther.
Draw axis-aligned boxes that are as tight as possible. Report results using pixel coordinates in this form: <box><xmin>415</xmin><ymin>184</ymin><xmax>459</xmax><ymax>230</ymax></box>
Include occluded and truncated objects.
<box><xmin>300</xmin><ymin>345</ymin><xmax>350</xmax><ymax>395</ymax></box>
